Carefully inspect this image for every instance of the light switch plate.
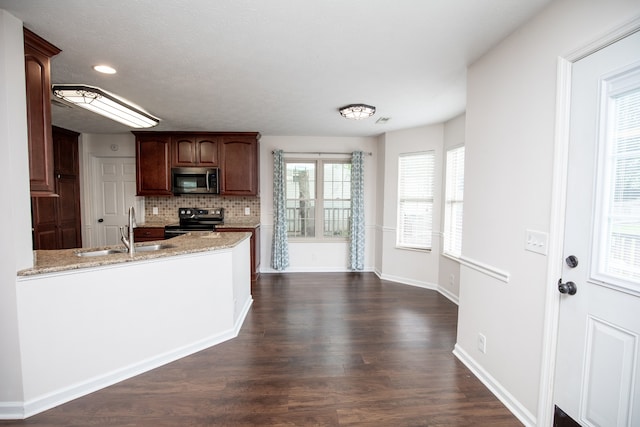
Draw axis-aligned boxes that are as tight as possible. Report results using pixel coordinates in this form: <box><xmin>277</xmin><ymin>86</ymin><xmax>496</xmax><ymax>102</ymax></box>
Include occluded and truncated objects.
<box><xmin>152</xmin><ymin>207</ymin><xmax>158</xmax><ymax>215</ymax></box>
<box><xmin>525</xmin><ymin>229</ymin><xmax>548</xmax><ymax>255</ymax></box>
<box><xmin>244</xmin><ymin>207</ymin><xmax>250</xmax><ymax>216</ymax></box>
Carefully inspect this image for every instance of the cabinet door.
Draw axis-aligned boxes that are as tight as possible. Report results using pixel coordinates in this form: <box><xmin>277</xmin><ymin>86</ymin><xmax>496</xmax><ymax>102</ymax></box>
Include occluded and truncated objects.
<box><xmin>31</xmin><ymin>196</ymin><xmax>57</xmax><ymax>250</ymax></box>
<box><xmin>172</xmin><ymin>136</ymin><xmax>196</xmax><ymax>166</ymax></box>
<box><xmin>172</xmin><ymin>136</ymin><xmax>219</xmax><ymax>166</ymax></box>
<box><xmin>220</xmin><ymin>137</ymin><xmax>259</xmax><ymax>195</ymax></box>
<box><xmin>53</xmin><ymin>126</ymin><xmax>80</xmax><ymax>175</ymax></box>
<box><xmin>24</xmin><ymin>29</ymin><xmax>60</xmax><ymax>196</ymax></box>
<box><xmin>56</xmin><ymin>175</ymin><xmax>82</xmax><ymax>248</ymax></box>
<box><xmin>136</xmin><ymin>134</ymin><xmax>172</xmax><ymax>195</ymax></box>
<box><xmin>196</xmin><ymin>137</ymin><xmax>219</xmax><ymax>166</ymax></box>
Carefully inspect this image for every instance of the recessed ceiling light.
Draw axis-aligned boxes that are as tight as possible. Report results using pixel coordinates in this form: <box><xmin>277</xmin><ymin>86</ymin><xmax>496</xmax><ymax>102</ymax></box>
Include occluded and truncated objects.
<box><xmin>93</xmin><ymin>65</ymin><xmax>117</xmax><ymax>74</ymax></box>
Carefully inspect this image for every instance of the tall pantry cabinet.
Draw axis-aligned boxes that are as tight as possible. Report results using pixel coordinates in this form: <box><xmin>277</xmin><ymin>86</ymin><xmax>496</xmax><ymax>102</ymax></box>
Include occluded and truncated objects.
<box><xmin>31</xmin><ymin>127</ymin><xmax>82</xmax><ymax>249</ymax></box>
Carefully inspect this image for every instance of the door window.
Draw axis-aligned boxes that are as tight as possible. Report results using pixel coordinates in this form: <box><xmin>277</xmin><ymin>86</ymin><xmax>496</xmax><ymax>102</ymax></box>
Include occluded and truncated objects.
<box><xmin>594</xmin><ymin>67</ymin><xmax>640</xmax><ymax>289</ymax></box>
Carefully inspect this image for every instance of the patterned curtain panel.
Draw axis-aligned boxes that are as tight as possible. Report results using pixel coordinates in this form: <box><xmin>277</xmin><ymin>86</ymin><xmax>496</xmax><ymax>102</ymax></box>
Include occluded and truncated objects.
<box><xmin>350</xmin><ymin>151</ymin><xmax>365</xmax><ymax>270</ymax></box>
<box><xmin>271</xmin><ymin>149</ymin><xmax>290</xmax><ymax>270</ymax></box>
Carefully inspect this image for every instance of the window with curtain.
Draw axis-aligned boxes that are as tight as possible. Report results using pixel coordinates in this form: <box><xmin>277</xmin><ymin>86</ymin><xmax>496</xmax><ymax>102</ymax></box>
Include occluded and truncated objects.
<box><xmin>285</xmin><ymin>160</ymin><xmax>351</xmax><ymax>240</ymax></box>
<box><xmin>397</xmin><ymin>151</ymin><xmax>435</xmax><ymax>250</ymax></box>
<box><xmin>443</xmin><ymin>146</ymin><xmax>465</xmax><ymax>258</ymax></box>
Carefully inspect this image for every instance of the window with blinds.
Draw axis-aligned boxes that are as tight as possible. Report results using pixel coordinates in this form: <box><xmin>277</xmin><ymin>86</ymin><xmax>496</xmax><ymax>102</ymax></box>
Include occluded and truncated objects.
<box><xmin>598</xmin><ymin>81</ymin><xmax>640</xmax><ymax>285</ymax></box>
<box><xmin>444</xmin><ymin>146</ymin><xmax>465</xmax><ymax>258</ymax></box>
<box><xmin>397</xmin><ymin>151</ymin><xmax>434</xmax><ymax>250</ymax></box>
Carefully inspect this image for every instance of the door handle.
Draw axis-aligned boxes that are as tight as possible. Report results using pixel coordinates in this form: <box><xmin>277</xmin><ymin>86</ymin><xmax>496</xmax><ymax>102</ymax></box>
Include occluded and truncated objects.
<box><xmin>558</xmin><ymin>279</ymin><xmax>577</xmax><ymax>295</ymax></box>
<box><xmin>98</xmin><ymin>218</ymin><xmax>104</xmax><ymax>223</ymax></box>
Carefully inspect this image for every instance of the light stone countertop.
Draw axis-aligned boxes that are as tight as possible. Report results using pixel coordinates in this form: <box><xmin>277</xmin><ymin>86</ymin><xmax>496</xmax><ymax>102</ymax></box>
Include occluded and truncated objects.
<box><xmin>18</xmin><ymin>231</ymin><xmax>251</xmax><ymax>277</ymax></box>
<box><xmin>137</xmin><ymin>217</ymin><xmax>260</xmax><ymax>229</ymax></box>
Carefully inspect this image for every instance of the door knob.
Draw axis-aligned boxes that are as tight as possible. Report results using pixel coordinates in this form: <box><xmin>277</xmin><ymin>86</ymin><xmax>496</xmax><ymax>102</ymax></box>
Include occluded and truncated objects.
<box><xmin>98</xmin><ymin>218</ymin><xmax>104</xmax><ymax>223</ymax></box>
<box><xmin>558</xmin><ymin>279</ymin><xmax>577</xmax><ymax>295</ymax></box>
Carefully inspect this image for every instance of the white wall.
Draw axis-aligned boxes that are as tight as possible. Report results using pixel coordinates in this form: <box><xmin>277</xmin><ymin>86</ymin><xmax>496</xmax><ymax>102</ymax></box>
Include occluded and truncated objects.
<box><xmin>259</xmin><ymin>135</ymin><xmax>378</xmax><ymax>272</ymax></box>
<box><xmin>456</xmin><ymin>1</ymin><xmax>640</xmax><ymax>424</ymax></box>
<box><xmin>377</xmin><ymin>124</ymin><xmax>444</xmax><ymax>289</ymax></box>
<box><xmin>438</xmin><ymin>113</ymin><xmax>465</xmax><ymax>303</ymax></box>
<box><xmin>0</xmin><ymin>10</ymin><xmax>32</xmax><ymax>411</ymax></box>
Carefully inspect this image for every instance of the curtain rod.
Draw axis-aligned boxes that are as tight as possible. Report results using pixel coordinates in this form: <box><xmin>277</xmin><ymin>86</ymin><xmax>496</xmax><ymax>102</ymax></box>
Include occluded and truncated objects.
<box><xmin>272</xmin><ymin>151</ymin><xmax>372</xmax><ymax>156</ymax></box>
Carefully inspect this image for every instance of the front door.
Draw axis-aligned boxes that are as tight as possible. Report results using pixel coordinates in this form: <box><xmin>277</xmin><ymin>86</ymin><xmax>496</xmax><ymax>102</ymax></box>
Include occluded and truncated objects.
<box><xmin>93</xmin><ymin>156</ymin><xmax>138</xmax><ymax>246</ymax></box>
<box><xmin>553</xmin><ymin>31</ymin><xmax>640</xmax><ymax>426</ymax></box>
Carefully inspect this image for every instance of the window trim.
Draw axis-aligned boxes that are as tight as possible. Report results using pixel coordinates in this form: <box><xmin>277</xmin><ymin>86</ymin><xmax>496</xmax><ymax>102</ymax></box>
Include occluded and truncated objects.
<box><xmin>443</xmin><ymin>145</ymin><xmax>465</xmax><ymax>259</ymax></box>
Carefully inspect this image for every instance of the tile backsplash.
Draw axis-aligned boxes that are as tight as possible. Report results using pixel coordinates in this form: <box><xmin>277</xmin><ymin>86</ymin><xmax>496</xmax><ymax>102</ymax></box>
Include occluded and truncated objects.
<box><xmin>144</xmin><ymin>196</ymin><xmax>260</xmax><ymax>221</ymax></box>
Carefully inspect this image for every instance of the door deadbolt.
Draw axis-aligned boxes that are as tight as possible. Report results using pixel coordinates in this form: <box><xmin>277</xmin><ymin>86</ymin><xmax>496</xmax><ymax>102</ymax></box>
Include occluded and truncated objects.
<box><xmin>565</xmin><ymin>255</ymin><xmax>579</xmax><ymax>268</ymax></box>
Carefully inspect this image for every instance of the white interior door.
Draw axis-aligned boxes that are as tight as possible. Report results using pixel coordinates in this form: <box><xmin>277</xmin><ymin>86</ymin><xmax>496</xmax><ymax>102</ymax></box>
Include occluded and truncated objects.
<box><xmin>554</xmin><ymin>31</ymin><xmax>640</xmax><ymax>426</ymax></box>
<box><xmin>93</xmin><ymin>157</ymin><xmax>138</xmax><ymax>246</ymax></box>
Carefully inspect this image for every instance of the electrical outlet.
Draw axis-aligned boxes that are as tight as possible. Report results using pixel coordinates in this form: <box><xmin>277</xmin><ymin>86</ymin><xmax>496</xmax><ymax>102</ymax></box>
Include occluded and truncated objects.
<box><xmin>152</xmin><ymin>207</ymin><xmax>158</xmax><ymax>215</ymax></box>
<box><xmin>478</xmin><ymin>333</ymin><xmax>487</xmax><ymax>354</ymax></box>
<box><xmin>449</xmin><ymin>273</ymin><xmax>455</xmax><ymax>286</ymax></box>
<box><xmin>244</xmin><ymin>207</ymin><xmax>250</xmax><ymax>215</ymax></box>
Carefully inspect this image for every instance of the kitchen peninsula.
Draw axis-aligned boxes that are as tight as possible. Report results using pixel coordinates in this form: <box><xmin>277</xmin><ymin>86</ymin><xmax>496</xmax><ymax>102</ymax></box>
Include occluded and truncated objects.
<box><xmin>15</xmin><ymin>232</ymin><xmax>252</xmax><ymax>418</ymax></box>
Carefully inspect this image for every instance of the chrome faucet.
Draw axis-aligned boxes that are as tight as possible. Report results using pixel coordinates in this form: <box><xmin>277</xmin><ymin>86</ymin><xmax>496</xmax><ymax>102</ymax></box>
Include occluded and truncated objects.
<box><xmin>119</xmin><ymin>206</ymin><xmax>136</xmax><ymax>255</ymax></box>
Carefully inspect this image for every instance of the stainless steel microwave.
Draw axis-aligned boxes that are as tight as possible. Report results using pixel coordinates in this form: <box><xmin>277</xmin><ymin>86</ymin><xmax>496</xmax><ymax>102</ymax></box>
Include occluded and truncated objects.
<box><xmin>171</xmin><ymin>167</ymin><xmax>219</xmax><ymax>195</ymax></box>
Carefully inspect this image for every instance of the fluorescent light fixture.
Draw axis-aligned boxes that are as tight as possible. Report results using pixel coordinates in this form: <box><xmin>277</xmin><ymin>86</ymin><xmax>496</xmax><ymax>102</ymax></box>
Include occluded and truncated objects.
<box><xmin>51</xmin><ymin>84</ymin><xmax>159</xmax><ymax>128</ymax></box>
<box><xmin>339</xmin><ymin>104</ymin><xmax>376</xmax><ymax>120</ymax></box>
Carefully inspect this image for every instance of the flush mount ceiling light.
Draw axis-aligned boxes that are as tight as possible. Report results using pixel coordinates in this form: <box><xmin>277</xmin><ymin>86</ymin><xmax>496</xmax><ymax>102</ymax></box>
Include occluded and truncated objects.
<box><xmin>339</xmin><ymin>104</ymin><xmax>376</xmax><ymax>120</ymax></box>
<box><xmin>93</xmin><ymin>65</ymin><xmax>117</xmax><ymax>74</ymax></box>
<box><xmin>51</xmin><ymin>84</ymin><xmax>159</xmax><ymax>128</ymax></box>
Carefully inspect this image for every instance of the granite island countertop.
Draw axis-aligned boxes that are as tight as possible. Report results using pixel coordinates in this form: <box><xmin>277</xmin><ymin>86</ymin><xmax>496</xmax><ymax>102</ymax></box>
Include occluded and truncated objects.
<box><xmin>19</xmin><ymin>231</ymin><xmax>251</xmax><ymax>277</ymax></box>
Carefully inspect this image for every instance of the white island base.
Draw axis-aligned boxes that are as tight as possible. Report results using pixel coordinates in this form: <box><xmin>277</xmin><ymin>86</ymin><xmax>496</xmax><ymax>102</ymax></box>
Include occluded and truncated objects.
<box><xmin>14</xmin><ymin>236</ymin><xmax>251</xmax><ymax>419</ymax></box>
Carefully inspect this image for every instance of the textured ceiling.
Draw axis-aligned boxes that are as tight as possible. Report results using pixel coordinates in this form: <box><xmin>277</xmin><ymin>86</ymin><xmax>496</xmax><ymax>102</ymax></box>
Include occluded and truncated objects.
<box><xmin>1</xmin><ymin>0</ymin><xmax>552</xmax><ymax>137</ymax></box>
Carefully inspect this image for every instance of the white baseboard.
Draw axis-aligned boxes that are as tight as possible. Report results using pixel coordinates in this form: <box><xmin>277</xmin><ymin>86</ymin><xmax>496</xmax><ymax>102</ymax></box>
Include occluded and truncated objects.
<box><xmin>437</xmin><ymin>285</ymin><xmax>459</xmax><ymax>305</ymax></box>
<box><xmin>260</xmin><ymin>267</ymin><xmax>375</xmax><ymax>274</ymax></box>
<box><xmin>0</xmin><ymin>402</ymin><xmax>24</xmax><ymax>420</ymax></box>
<box><xmin>377</xmin><ymin>272</ymin><xmax>438</xmax><ymax>291</ymax></box>
<box><xmin>4</xmin><ymin>299</ymin><xmax>253</xmax><ymax>420</ymax></box>
<box><xmin>453</xmin><ymin>344</ymin><xmax>537</xmax><ymax>427</ymax></box>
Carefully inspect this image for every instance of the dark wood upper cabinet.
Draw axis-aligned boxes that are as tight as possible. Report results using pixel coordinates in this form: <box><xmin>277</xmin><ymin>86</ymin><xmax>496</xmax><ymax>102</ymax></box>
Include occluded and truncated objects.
<box><xmin>23</xmin><ymin>28</ymin><xmax>61</xmax><ymax>196</ymax></box>
<box><xmin>172</xmin><ymin>135</ymin><xmax>219</xmax><ymax>167</ymax></box>
<box><xmin>135</xmin><ymin>131</ymin><xmax>260</xmax><ymax>196</ymax></box>
<box><xmin>134</xmin><ymin>133</ymin><xmax>172</xmax><ymax>196</ymax></box>
<box><xmin>220</xmin><ymin>134</ymin><xmax>260</xmax><ymax>196</ymax></box>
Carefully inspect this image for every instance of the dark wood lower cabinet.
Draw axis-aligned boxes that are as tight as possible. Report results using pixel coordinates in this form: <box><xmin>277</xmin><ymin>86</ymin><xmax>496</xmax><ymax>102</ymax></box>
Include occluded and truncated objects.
<box><xmin>218</xmin><ymin>226</ymin><xmax>260</xmax><ymax>281</ymax></box>
<box><xmin>31</xmin><ymin>127</ymin><xmax>82</xmax><ymax>249</ymax></box>
<box><xmin>133</xmin><ymin>227</ymin><xmax>165</xmax><ymax>242</ymax></box>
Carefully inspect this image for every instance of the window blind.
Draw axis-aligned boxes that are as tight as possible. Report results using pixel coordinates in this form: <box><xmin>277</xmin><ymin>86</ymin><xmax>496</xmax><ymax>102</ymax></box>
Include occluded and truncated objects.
<box><xmin>397</xmin><ymin>151</ymin><xmax>434</xmax><ymax>249</ymax></box>
<box><xmin>603</xmin><ymin>86</ymin><xmax>640</xmax><ymax>283</ymax></box>
<box><xmin>444</xmin><ymin>146</ymin><xmax>465</xmax><ymax>257</ymax></box>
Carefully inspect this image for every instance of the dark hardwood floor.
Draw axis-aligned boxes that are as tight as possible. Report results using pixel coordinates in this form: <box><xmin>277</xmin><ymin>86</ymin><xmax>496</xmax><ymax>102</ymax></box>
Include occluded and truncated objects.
<box><xmin>1</xmin><ymin>273</ymin><xmax>521</xmax><ymax>426</ymax></box>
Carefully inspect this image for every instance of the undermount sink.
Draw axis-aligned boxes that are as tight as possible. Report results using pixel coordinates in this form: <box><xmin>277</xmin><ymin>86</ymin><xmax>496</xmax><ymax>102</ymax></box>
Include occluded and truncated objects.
<box><xmin>76</xmin><ymin>248</ymin><xmax>125</xmax><ymax>257</ymax></box>
<box><xmin>76</xmin><ymin>244</ymin><xmax>175</xmax><ymax>257</ymax></box>
<box><xmin>134</xmin><ymin>244</ymin><xmax>175</xmax><ymax>252</ymax></box>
